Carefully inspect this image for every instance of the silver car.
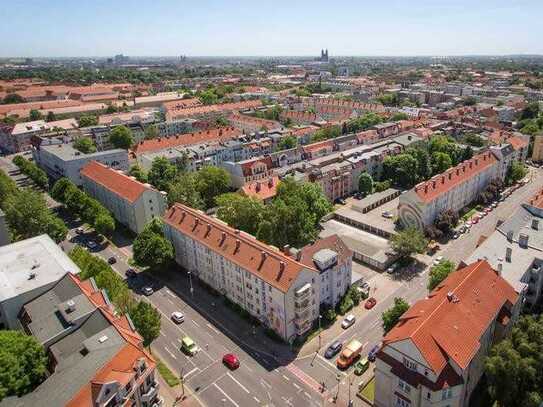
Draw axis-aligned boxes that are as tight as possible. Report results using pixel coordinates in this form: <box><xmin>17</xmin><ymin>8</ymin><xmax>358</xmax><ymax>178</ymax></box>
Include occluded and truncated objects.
<box><xmin>341</xmin><ymin>314</ymin><xmax>356</xmax><ymax>329</ymax></box>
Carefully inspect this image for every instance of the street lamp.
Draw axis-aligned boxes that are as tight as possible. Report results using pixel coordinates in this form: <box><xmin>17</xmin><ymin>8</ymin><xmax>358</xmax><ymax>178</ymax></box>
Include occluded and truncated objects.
<box><xmin>187</xmin><ymin>271</ymin><xmax>194</xmax><ymax>297</ymax></box>
<box><xmin>348</xmin><ymin>377</ymin><xmax>353</xmax><ymax>406</ymax></box>
<box><xmin>334</xmin><ymin>373</ymin><xmax>341</xmax><ymax>403</ymax></box>
<box><xmin>318</xmin><ymin>314</ymin><xmax>323</xmax><ymax>350</ymax></box>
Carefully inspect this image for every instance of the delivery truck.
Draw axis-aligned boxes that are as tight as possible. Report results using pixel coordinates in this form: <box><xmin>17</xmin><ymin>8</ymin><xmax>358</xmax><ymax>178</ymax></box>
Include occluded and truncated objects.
<box><xmin>337</xmin><ymin>339</ymin><xmax>363</xmax><ymax>369</ymax></box>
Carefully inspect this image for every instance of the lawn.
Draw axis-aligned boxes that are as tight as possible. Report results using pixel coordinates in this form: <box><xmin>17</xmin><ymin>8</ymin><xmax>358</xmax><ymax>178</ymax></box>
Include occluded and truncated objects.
<box><xmin>359</xmin><ymin>377</ymin><xmax>375</xmax><ymax>402</ymax></box>
<box><xmin>157</xmin><ymin>359</ymin><xmax>180</xmax><ymax>387</ymax></box>
<box><xmin>461</xmin><ymin>207</ymin><xmax>478</xmax><ymax>221</ymax></box>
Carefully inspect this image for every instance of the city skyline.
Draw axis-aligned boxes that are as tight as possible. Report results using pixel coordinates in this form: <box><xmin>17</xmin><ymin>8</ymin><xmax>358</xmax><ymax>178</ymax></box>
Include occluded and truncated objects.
<box><xmin>2</xmin><ymin>0</ymin><xmax>543</xmax><ymax>58</ymax></box>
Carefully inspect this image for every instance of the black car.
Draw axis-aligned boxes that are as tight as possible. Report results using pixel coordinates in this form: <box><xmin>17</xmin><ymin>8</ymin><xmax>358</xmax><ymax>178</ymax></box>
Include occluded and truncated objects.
<box><xmin>324</xmin><ymin>341</ymin><xmax>343</xmax><ymax>359</ymax></box>
<box><xmin>368</xmin><ymin>344</ymin><xmax>380</xmax><ymax>362</ymax></box>
<box><xmin>107</xmin><ymin>256</ymin><xmax>117</xmax><ymax>265</ymax></box>
<box><xmin>125</xmin><ymin>268</ymin><xmax>137</xmax><ymax>278</ymax></box>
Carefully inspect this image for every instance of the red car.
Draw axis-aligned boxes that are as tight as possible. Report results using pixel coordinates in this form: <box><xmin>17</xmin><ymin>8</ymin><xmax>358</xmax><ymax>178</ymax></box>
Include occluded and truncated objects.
<box><xmin>365</xmin><ymin>297</ymin><xmax>377</xmax><ymax>309</ymax></box>
<box><xmin>222</xmin><ymin>353</ymin><xmax>240</xmax><ymax>370</ymax></box>
<box><xmin>472</xmin><ymin>217</ymin><xmax>479</xmax><ymax>224</ymax></box>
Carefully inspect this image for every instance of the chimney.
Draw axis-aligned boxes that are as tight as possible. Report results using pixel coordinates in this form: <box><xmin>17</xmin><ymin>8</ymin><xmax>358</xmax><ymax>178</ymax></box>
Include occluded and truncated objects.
<box><xmin>283</xmin><ymin>245</ymin><xmax>290</xmax><ymax>255</ymax></box>
<box><xmin>505</xmin><ymin>247</ymin><xmax>512</xmax><ymax>262</ymax></box>
<box><xmin>519</xmin><ymin>233</ymin><xmax>529</xmax><ymax>248</ymax></box>
<box><xmin>496</xmin><ymin>262</ymin><xmax>503</xmax><ymax>275</ymax></box>
<box><xmin>179</xmin><ymin>211</ymin><xmax>186</xmax><ymax>223</ymax></box>
<box><xmin>268</xmin><ymin>177</ymin><xmax>274</xmax><ymax>188</ymax></box>
<box><xmin>235</xmin><ymin>239</ymin><xmax>241</xmax><ymax>253</ymax></box>
<box><xmin>448</xmin><ymin>173</ymin><xmax>452</xmax><ymax>180</ymax></box>
<box><xmin>447</xmin><ymin>292</ymin><xmax>454</xmax><ymax>302</ymax></box>
<box><xmin>205</xmin><ymin>223</ymin><xmax>212</xmax><ymax>237</ymax></box>
<box><xmin>432</xmin><ymin>180</ymin><xmax>436</xmax><ymax>189</ymax></box>
<box><xmin>277</xmin><ymin>261</ymin><xmax>285</xmax><ymax>281</ymax></box>
<box><xmin>441</xmin><ymin>176</ymin><xmax>445</xmax><ymax>184</ymax></box>
<box><xmin>532</xmin><ymin>218</ymin><xmax>539</xmax><ymax>230</ymax></box>
<box><xmin>296</xmin><ymin>250</ymin><xmax>302</xmax><ymax>261</ymax></box>
<box><xmin>456</xmin><ymin>168</ymin><xmax>460</xmax><ymax>176</ymax></box>
<box><xmin>259</xmin><ymin>251</ymin><xmax>267</xmax><ymax>269</ymax></box>
<box><xmin>256</xmin><ymin>182</ymin><xmax>261</xmax><ymax>192</ymax></box>
<box><xmin>192</xmin><ymin>219</ymin><xmax>199</xmax><ymax>231</ymax></box>
<box><xmin>220</xmin><ymin>232</ymin><xmax>226</xmax><ymax>245</ymax></box>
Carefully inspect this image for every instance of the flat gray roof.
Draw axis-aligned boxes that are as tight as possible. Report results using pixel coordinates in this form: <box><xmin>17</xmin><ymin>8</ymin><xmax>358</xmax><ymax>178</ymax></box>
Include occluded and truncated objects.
<box><xmin>41</xmin><ymin>143</ymin><xmax>126</xmax><ymax>161</ymax></box>
<box><xmin>0</xmin><ymin>235</ymin><xmax>80</xmax><ymax>303</ymax></box>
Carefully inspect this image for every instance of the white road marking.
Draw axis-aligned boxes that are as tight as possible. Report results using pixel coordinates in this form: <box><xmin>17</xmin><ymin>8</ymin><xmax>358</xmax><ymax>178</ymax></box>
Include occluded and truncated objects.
<box><xmin>192</xmin><ymin>320</ymin><xmax>200</xmax><ymax>327</ymax></box>
<box><xmin>184</xmin><ymin>367</ymin><xmax>199</xmax><ymax>379</ymax></box>
<box><xmin>214</xmin><ymin>383</ymin><xmax>239</xmax><ymax>407</ymax></box>
<box><xmin>227</xmin><ymin>372</ymin><xmax>250</xmax><ymax>394</ymax></box>
<box><xmin>160</xmin><ymin>331</ymin><xmax>166</xmax><ymax>337</ymax></box>
<box><xmin>260</xmin><ymin>379</ymin><xmax>272</xmax><ymax>389</ymax></box>
<box><xmin>164</xmin><ymin>346</ymin><xmax>177</xmax><ymax>360</ymax></box>
<box><xmin>166</xmin><ymin>289</ymin><xmax>177</xmax><ymax>298</ymax></box>
<box><xmin>243</xmin><ymin>364</ymin><xmax>253</xmax><ymax>372</ymax></box>
<box><xmin>293</xmin><ymin>383</ymin><xmax>301</xmax><ymax>390</ymax></box>
<box><xmin>253</xmin><ymin>396</ymin><xmax>261</xmax><ymax>403</ymax></box>
<box><xmin>304</xmin><ymin>392</ymin><xmax>312</xmax><ymax>399</ymax></box>
<box><xmin>167</xmin><ymin>298</ymin><xmax>175</xmax><ymax>305</ymax></box>
<box><xmin>282</xmin><ymin>374</ymin><xmax>290</xmax><ymax>381</ymax></box>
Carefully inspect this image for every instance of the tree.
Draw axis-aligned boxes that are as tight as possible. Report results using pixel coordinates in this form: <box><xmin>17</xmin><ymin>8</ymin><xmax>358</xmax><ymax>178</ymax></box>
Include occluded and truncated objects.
<box><xmin>463</xmin><ymin>96</ymin><xmax>477</xmax><ymax>106</ymax></box>
<box><xmin>132</xmin><ymin>220</ymin><xmax>174</xmax><ymax>268</ymax></box>
<box><xmin>105</xmin><ymin>104</ymin><xmax>117</xmax><ymax>114</ymax></box>
<box><xmin>73</xmin><ymin>137</ymin><xmax>96</xmax><ymax>154</ymax></box>
<box><xmin>128</xmin><ymin>165</ymin><xmax>147</xmax><ymax>183</ymax></box>
<box><xmin>109</xmin><ymin>125</ymin><xmax>134</xmax><ymax>149</ymax></box>
<box><xmin>508</xmin><ymin>161</ymin><xmax>527</xmax><ymax>184</ymax></box>
<box><xmin>147</xmin><ymin>157</ymin><xmax>177</xmax><ymax>192</ymax></box>
<box><xmin>358</xmin><ymin>172</ymin><xmax>373</xmax><ymax>196</ymax></box>
<box><xmin>461</xmin><ymin>145</ymin><xmax>474</xmax><ymax>161</ymax></box>
<box><xmin>390</xmin><ymin>227</ymin><xmax>428</xmax><ymax>259</ymax></box>
<box><xmin>216</xmin><ymin>193</ymin><xmax>266</xmax><ymax>236</ymax></box>
<box><xmin>277</xmin><ymin>135</ymin><xmax>297</xmax><ymax>151</ymax></box>
<box><xmin>382</xmin><ymin>298</ymin><xmax>409</xmax><ymax>334</ymax></box>
<box><xmin>434</xmin><ymin>209</ymin><xmax>459</xmax><ymax>234</ymax></box>
<box><xmin>0</xmin><ymin>330</ymin><xmax>47</xmax><ymax>400</ymax></box>
<box><xmin>338</xmin><ymin>293</ymin><xmax>354</xmax><ymax>315</ymax></box>
<box><xmin>2</xmin><ymin>93</ymin><xmax>25</xmax><ymax>104</ymax></box>
<box><xmin>78</xmin><ymin>114</ymin><xmax>98</xmax><ymax>127</ymax></box>
<box><xmin>94</xmin><ymin>212</ymin><xmax>115</xmax><ymax>237</ymax></box>
<box><xmin>391</xmin><ymin>112</ymin><xmax>409</xmax><ymax>122</ymax></box>
<box><xmin>215</xmin><ymin>116</ymin><xmax>230</xmax><ymax>127</ymax></box>
<box><xmin>131</xmin><ymin>301</ymin><xmax>161</xmax><ymax>348</ymax></box>
<box><xmin>520</xmin><ymin>102</ymin><xmax>540</xmax><ymax>120</ymax></box>
<box><xmin>144</xmin><ymin>124</ymin><xmax>159</xmax><ymax>140</ymax></box>
<box><xmin>167</xmin><ymin>173</ymin><xmax>205</xmax><ymax>209</ymax></box>
<box><xmin>485</xmin><ymin>315</ymin><xmax>543</xmax><ymax>407</ymax></box>
<box><xmin>431</xmin><ymin>151</ymin><xmax>453</xmax><ymax>175</ymax></box>
<box><xmin>407</xmin><ymin>148</ymin><xmax>431</xmax><ymax>181</ymax></box>
<box><xmin>50</xmin><ymin>177</ymin><xmax>72</xmax><ymax>202</ymax></box>
<box><xmin>198</xmin><ymin>90</ymin><xmax>219</xmax><ymax>105</ymax></box>
<box><xmin>348</xmin><ymin>285</ymin><xmax>361</xmax><ymax>306</ymax></box>
<box><xmin>382</xmin><ymin>154</ymin><xmax>419</xmax><ymax>188</ymax></box>
<box><xmin>45</xmin><ymin>111</ymin><xmax>56</xmax><ymax>122</ymax></box>
<box><xmin>29</xmin><ymin>109</ymin><xmax>42</xmax><ymax>121</ymax></box>
<box><xmin>195</xmin><ymin>166</ymin><xmax>231</xmax><ymax>209</ymax></box>
<box><xmin>428</xmin><ymin>260</ymin><xmax>455</xmax><ymax>290</ymax></box>
<box><xmin>464</xmin><ymin>133</ymin><xmax>485</xmax><ymax>147</ymax></box>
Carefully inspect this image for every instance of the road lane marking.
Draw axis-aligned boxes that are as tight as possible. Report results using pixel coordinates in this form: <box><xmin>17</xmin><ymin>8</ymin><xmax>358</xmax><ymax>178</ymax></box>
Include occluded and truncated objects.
<box><xmin>192</xmin><ymin>320</ymin><xmax>200</xmax><ymax>327</ymax></box>
<box><xmin>184</xmin><ymin>367</ymin><xmax>199</xmax><ymax>379</ymax></box>
<box><xmin>293</xmin><ymin>383</ymin><xmax>301</xmax><ymax>390</ymax></box>
<box><xmin>213</xmin><ymin>383</ymin><xmax>239</xmax><ymax>407</ymax></box>
<box><xmin>260</xmin><ymin>379</ymin><xmax>272</xmax><ymax>389</ymax></box>
<box><xmin>164</xmin><ymin>346</ymin><xmax>177</xmax><ymax>360</ymax></box>
<box><xmin>282</xmin><ymin>374</ymin><xmax>290</xmax><ymax>381</ymax></box>
<box><xmin>253</xmin><ymin>396</ymin><xmax>260</xmax><ymax>403</ymax></box>
<box><xmin>304</xmin><ymin>391</ymin><xmax>312</xmax><ymax>399</ymax></box>
<box><xmin>206</xmin><ymin>322</ymin><xmax>221</xmax><ymax>335</ymax></box>
<box><xmin>166</xmin><ymin>289</ymin><xmax>177</xmax><ymax>298</ymax></box>
<box><xmin>160</xmin><ymin>331</ymin><xmax>166</xmax><ymax>337</ymax></box>
<box><xmin>227</xmin><ymin>372</ymin><xmax>250</xmax><ymax>394</ymax></box>
<box><xmin>243</xmin><ymin>364</ymin><xmax>253</xmax><ymax>372</ymax></box>
<box><xmin>167</xmin><ymin>298</ymin><xmax>175</xmax><ymax>305</ymax></box>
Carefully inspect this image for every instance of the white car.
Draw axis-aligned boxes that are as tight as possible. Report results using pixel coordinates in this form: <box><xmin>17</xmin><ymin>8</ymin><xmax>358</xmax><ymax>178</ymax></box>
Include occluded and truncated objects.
<box><xmin>171</xmin><ymin>312</ymin><xmax>184</xmax><ymax>324</ymax></box>
<box><xmin>341</xmin><ymin>314</ymin><xmax>356</xmax><ymax>329</ymax></box>
<box><xmin>382</xmin><ymin>211</ymin><xmax>394</xmax><ymax>219</ymax></box>
<box><xmin>433</xmin><ymin>256</ymin><xmax>444</xmax><ymax>266</ymax></box>
<box><xmin>142</xmin><ymin>286</ymin><xmax>154</xmax><ymax>296</ymax></box>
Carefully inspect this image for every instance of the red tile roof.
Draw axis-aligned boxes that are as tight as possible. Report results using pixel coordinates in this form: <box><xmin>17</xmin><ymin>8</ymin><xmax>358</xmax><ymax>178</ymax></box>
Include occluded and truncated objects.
<box><xmin>80</xmin><ymin>161</ymin><xmax>153</xmax><ymax>202</ymax></box>
<box><xmin>132</xmin><ymin>127</ymin><xmax>242</xmax><ymax>155</ymax></box>
<box><xmin>382</xmin><ymin>260</ymin><xmax>517</xmax><ymax>375</ymax></box>
<box><xmin>414</xmin><ymin>151</ymin><xmax>497</xmax><ymax>203</ymax></box>
<box><xmin>527</xmin><ymin>188</ymin><xmax>543</xmax><ymax>210</ymax></box>
<box><xmin>163</xmin><ymin>203</ymin><xmax>316</xmax><ymax>292</ymax></box>
<box><xmin>165</xmin><ymin>100</ymin><xmax>261</xmax><ymax>120</ymax></box>
<box><xmin>298</xmin><ymin>235</ymin><xmax>352</xmax><ymax>268</ymax></box>
<box><xmin>163</xmin><ymin>98</ymin><xmax>203</xmax><ymax>110</ymax></box>
<box><xmin>507</xmin><ymin>135</ymin><xmax>529</xmax><ymax>151</ymax></box>
<box><xmin>280</xmin><ymin>110</ymin><xmax>318</xmax><ymax>123</ymax></box>
<box><xmin>240</xmin><ymin>176</ymin><xmax>279</xmax><ymax>201</ymax></box>
<box><xmin>228</xmin><ymin>113</ymin><xmax>280</xmax><ymax>130</ymax></box>
<box><xmin>240</xmin><ymin>156</ymin><xmax>273</xmax><ymax>177</ymax></box>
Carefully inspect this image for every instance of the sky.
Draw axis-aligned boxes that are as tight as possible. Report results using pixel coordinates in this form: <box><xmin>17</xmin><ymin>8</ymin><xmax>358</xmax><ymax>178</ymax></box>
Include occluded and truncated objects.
<box><xmin>2</xmin><ymin>0</ymin><xmax>542</xmax><ymax>57</ymax></box>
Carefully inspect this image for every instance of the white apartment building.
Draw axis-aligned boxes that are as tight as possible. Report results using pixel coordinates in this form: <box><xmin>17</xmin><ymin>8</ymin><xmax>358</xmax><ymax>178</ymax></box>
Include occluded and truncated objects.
<box><xmin>81</xmin><ymin>161</ymin><xmax>167</xmax><ymax>234</ymax></box>
<box><xmin>33</xmin><ymin>141</ymin><xmax>128</xmax><ymax>186</ymax></box>
<box><xmin>297</xmin><ymin>235</ymin><xmax>352</xmax><ymax>307</ymax></box>
<box><xmin>375</xmin><ymin>260</ymin><xmax>520</xmax><ymax>407</ymax></box>
<box><xmin>398</xmin><ymin>151</ymin><xmax>500</xmax><ymax>230</ymax></box>
<box><xmin>163</xmin><ymin>204</ymin><xmax>321</xmax><ymax>341</ymax></box>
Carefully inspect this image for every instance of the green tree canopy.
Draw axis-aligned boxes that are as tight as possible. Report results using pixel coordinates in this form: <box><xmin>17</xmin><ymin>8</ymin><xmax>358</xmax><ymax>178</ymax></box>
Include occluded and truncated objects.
<box><xmin>128</xmin><ymin>165</ymin><xmax>147</xmax><ymax>183</ymax></box>
<box><xmin>132</xmin><ymin>219</ymin><xmax>174</xmax><ymax>268</ymax></box>
<box><xmin>382</xmin><ymin>298</ymin><xmax>409</xmax><ymax>333</ymax></box>
<box><xmin>382</xmin><ymin>154</ymin><xmax>419</xmax><ymax>188</ymax></box>
<box><xmin>195</xmin><ymin>166</ymin><xmax>231</xmax><ymax>208</ymax></box>
<box><xmin>508</xmin><ymin>161</ymin><xmax>527</xmax><ymax>184</ymax></box>
<box><xmin>131</xmin><ymin>301</ymin><xmax>161</xmax><ymax>348</ymax></box>
<box><xmin>144</xmin><ymin>124</ymin><xmax>159</xmax><ymax>140</ymax></box>
<box><xmin>391</xmin><ymin>112</ymin><xmax>409</xmax><ymax>122</ymax></box>
<box><xmin>277</xmin><ymin>135</ymin><xmax>297</xmax><ymax>151</ymax></box>
<box><xmin>428</xmin><ymin>260</ymin><xmax>455</xmax><ymax>290</ymax></box>
<box><xmin>390</xmin><ymin>227</ymin><xmax>428</xmax><ymax>259</ymax></box>
<box><xmin>2</xmin><ymin>93</ymin><xmax>25</xmax><ymax>104</ymax></box>
<box><xmin>431</xmin><ymin>151</ymin><xmax>453</xmax><ymax>175</ymax></box>
<box><xmin>73</xmin><ymin>137</ymin><xmax>96</xmax><ymax>154</ymax></box>
<box><xmin>147</xmin><ymin>157</ymin><xmax>178</xmax><ymax>192</ymax></box>
<box><xmin>109</xmin><ymin>125</ymin><xmax>134</xmax><ymax>149</ymax></box>
<box><xmin>167</xmin><ymin>173</ymin><xmax>205</xmax><ymax>209</ymax></box>
<box><xmin>216</xmin><ymin>193</ymin><xmax>266</xmax><ymax>236</ymax></box>
<box><xmin>0</xmin><ymin>330</ymin><xmax>48</xmax><ymax>400</ymax></box>
<box><xmin>78</xmin><ymin>114</ymin><xmax>98</xmax><ymax>127</ymax></box>
<box><xmin>94</xmin><ymin>213</ymin><xmax>115</xmax><ymax>237</ymax></box>
<box><xmin>358</xmin><ymin>172</ymin><xmax>373</xmax><ymax>196</ymax></box>
<box><xmin>29</xmin><ymin>109</ymin><xmax>42</xmax><ymax>121</ymax></box>
<box><xmin>45</xmin><ymin>111</ymin><xmax>56</xmax><ymax>122</ymax></box>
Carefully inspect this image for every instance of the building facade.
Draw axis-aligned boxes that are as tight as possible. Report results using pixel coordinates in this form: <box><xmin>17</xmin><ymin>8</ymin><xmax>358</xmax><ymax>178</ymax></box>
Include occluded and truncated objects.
<box><xmin>374</xmin><ymin>260</ymin><xmax>520</xmax><ymax>407</ymax></box>
<box><xmin>163</xmin><ymin>204</ymin><xmax>321</xmax><ymax>341</ymax></box>
<box><xmin>81</xmin><ymin>161</ymin><xmax>168</xmax><ymax>234</ymax></box>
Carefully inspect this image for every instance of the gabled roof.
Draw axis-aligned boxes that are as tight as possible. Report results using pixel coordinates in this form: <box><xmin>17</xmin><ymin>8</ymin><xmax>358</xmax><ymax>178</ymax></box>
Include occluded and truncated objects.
<box><xmin>298</xmin><ymin>235</ymin><xmax>352</xmax><ymax>268</ymax></box>
<box><xmin>163</xmin><ymin>204</ymin><xmax>316</xmax><ymax>292</ymax></box>
<box><xmin>240</xmin><ymin>176</ymin><xmax>280</xmax><ymax>201</ymax></box>
<box><xmin>383</xmin><ymin>260</ymin><xmax>517</xmax><ymax>375</ymax></box>
<box><xmin>80</xmin><ymin>161</ymin><xmax>154</xmax><ymax>202</ymax></box>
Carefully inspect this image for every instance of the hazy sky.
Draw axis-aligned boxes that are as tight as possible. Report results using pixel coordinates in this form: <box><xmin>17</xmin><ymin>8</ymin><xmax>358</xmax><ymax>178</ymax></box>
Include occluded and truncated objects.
<box><xmin>2</xmin><ymin>0</ymin><xmax>542</xmax><ymax>57</ymax></box>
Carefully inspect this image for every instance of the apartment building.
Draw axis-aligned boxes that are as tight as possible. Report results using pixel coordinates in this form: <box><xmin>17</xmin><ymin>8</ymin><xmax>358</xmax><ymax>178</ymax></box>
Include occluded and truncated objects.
<box><xmin>228</xmin><ymin>112</ymin><xmax>281</xmax><ymax>133</ymax></box>
<box><xmin>222</xmin><ymin>156</ymin><xmax>275</xmax><ymax>188</ymax></box>
<box><xmin>33</xmin><ymin>141</ymin><xmax>129</xmax><ymax>186</ymax></box>
<box><xmin>399</xmin><ymin>151</ymin><xmax>500</xmax><ymax>230</ymax></box>
<box><xmin>4</xmin><ymin>273</ymin><xmax>160</xmax><ymax>407</ymax></box>
<box><xmin>98</xmin><ymin>108</ymin><xmax>157</xmax><ymax>126</ymax></box>
<box><xmin>81</xmin><ymin>161</ymin><xmax>167</xmax><ymax>234</ymax></box>
<box><xmin>0</xmin><ymin>234</ymin><xmax>81</xmax><ymax>330</ymax></box>
<box><xmin>163</xmin><ymin>204</ymin><xmax>321</xmax><ymax>341</ymax></box>
<box><xmin>164</xmin><ymin>100</ymin><xmax>261</xmax><ymax>121</ymax></box>
<box><xmin>156</xmin><ymin>118</ymin><xmax>198</xmax><ymax>137</ymax></box>
<box><xmin>374</xmin><ymin>260</ymin><xmax>520</xmax><ymax>407</ymax></box>
<box><xmin>465</xmin><ymin>188</ymin><xmax>543</xmax><ymax>310</ymax></box>
<box><xmin>240</xmin><ymin>176</ymin><xmax>280</xmax><ymax>204</ymax></box>
<box><xmin>297</xmin><ymin>235</ymin><xmax>352</xmax><ymax>307</ymax></box>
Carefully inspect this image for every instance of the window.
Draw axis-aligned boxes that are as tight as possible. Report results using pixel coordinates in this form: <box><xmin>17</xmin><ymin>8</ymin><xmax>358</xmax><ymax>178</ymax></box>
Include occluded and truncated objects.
<box><xmin>442</xmin><ymin>388</ymin><xmax>453</xmax><ymax>400</ymax></box>
<box><xmin>403</xmin><ymin>358</ymin><xmax>417</xmax><ymax>371</ymax></box>
<box><xmin>398</xmin><ymin>379</ymin><xmax>411</xmax><ymax>394</ymax></box>
<box><xmin>395</xmin><ymin>397</ymin><xmax>410</xmax><ymax>407</ymax></box>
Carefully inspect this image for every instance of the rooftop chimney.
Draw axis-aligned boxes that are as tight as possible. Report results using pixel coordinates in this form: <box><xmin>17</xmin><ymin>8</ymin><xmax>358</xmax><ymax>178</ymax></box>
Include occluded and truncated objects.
<box><xmin>235</xmin><ymin>239</ymin><xmax>241</xmax><ymax>253</ymax></box>
<box><xmin>505</xmin><ymin>247</ymin><xmax>512</xmax><ymax>262</ymax></box>
<box><xmin>259</xmin><ymin>251</ymin><xmax>267</xmax><ymax>269</ymax></box>
<box><xmin>192</xmin><ymin>219</ymin><xmax>199</xmax><ymax>231</ymax></box>
<box><xmin>532</xmin><ymin>218</ymin><xmax>539</xmax><ymax>231</ymax></box>
<box><xmin>220</xmin><ymin>232</ymin><xmax>226</xmax><ymax>246</ymax></box>
<box><xmin>519</xmin><ymin>233</ymin><xmax>529</xmax><ymax>248</ymax></box>
<box><xmin>277</xmin><ymin>261</ymin><xmax>285</xmax><ymax>281</ymax></box>
<box><xmin>205</xmin><ymin>223</ymin><xmax>212</xmax><ymax>237</ymax></box>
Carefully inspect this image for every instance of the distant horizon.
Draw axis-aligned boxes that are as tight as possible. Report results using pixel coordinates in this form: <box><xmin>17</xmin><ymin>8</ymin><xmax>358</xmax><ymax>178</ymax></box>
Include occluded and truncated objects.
<box><xmin>2</xmin><ymin>0</ymin><xmax>542</xmax><ymax>58</ymax></box>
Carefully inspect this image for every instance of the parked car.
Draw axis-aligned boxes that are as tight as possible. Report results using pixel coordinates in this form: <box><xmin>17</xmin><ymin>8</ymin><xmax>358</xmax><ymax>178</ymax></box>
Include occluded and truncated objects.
<box><xmin>364</xmin><ymin>297</ymin><xmax>377</xmax><ymax>309</ymax></box>
<box><xmin>325</xmin><ymin>341</ymin><xmax>343</xmax><ymax>359</ymax></box>
<box><xmin>222</xmin><ymin>353</ymin><xmax>240</xmax><ymax>370</ymax></box>
<box><xmin>142</xmin><ymin>286</ymin><xmax>154</xmax><ymax>296</ymax></box>
<box><xmin>368</xmin><ymin>344</ymin><xmax>380</xmax><ymax>362</ymax></box>
<box><xmin>354</xmin><ymin>357</ymin><xmax>370</xmax><ymax>376</ymax></box>
<box><xmin>171</xmin><ymin>312</ymin><xmax>184</xmax><ymax>324</ymax></box>
<box><xmin>386</xmin><ymin>263</ymin><xmax>398</xmax><ymax>274</ymax></box>
<box><xmin>75</xmin><ymin>227</ymin><xmax>85</xmax><ymax>235</ymax></box>
<box><xmin>382</xmin><ymin>211</ymin><xmax>394</xmax><ymax>219</ymax></box>
<box><xmin>472</xmin><ymin>217</ymin><xmax>479</xmax><ymax>224</ymax></box>
<box><xmin>107</xmin><ymin>256</ymin><xmax>116</xmax><ymax>264</ymax></box>
<box><xmin>341</xmin><ymin>314</ymin><xmax>356</xmax><ymax>329</ymax></box>
<box><xmin>181</xmin><ymin>336</ymin><xmax>198</xmax><ymax>356</ymax></box>
<box><xmin>357</xmin><ymin>283</ymin><xmax>370</xmax><ymax>297</ymax></box>
<box><xmin>125</xmin><ymin>268</ymin><xmax>137</xmax><ymax>278</ymax></box>
<box><xmin>86</xmin><ymin>240</ymin><xmax>97</xmax><ymax>250</ymax></box>
<box><xmin>452</xmin><ymin>233</ymin><xmax>460</xmax><ymax>240</ymax></box>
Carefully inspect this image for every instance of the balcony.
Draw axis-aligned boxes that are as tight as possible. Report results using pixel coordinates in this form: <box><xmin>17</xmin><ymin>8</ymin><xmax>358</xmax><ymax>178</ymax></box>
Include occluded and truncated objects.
<box><xmin>141</xmin><ymin>383</ymin><xmax>160</xmax><ymax>403</ymax></box>
<box><xmin>295</xmin><ymin>319</ymin><xmax>312</xmax><ymax>335</ymax></box>
<box><xmin>295</xmin><ymin>297</ymin><xmax>311</xmax><ymax>311</ymax></box>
